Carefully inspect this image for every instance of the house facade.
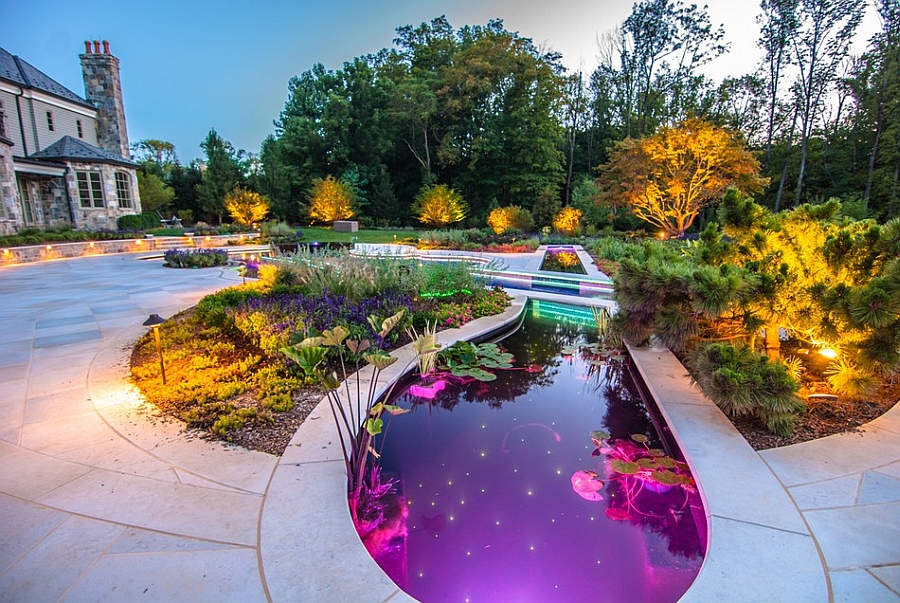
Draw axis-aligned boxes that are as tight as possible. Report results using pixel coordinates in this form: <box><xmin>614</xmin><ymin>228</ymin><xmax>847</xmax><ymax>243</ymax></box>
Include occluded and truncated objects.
<box><xmin>0</xmin><ymin>40</ymin><xmax>141</xmax><ymax>235</ymax></box>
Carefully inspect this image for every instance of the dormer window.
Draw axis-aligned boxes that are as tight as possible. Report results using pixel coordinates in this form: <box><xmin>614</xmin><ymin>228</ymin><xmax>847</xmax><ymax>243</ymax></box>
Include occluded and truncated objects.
<box><xmin>46</xmin><ymin>111</ymin><xmax>54</xmax><ymax>131</ymax></box>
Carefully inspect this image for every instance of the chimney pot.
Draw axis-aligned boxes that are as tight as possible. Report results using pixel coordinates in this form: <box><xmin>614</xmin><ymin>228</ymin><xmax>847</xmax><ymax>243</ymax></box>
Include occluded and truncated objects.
<box><xmin>102</xmin><ymin>40</ymin><xmax>110</xmax><ymax>54</ymax></box>
<box><xmin>93</xmin><ymin>41</ymin><xmax>101</xmax><ymax>54</ymax></box>
<box><xmin>84</xmin><ymin>41</ymin><xmax>92</xmax><ymax>53</ymax></box>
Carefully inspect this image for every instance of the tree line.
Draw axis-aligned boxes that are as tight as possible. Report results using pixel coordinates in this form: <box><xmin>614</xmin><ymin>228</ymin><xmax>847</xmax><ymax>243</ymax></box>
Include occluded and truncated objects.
<box><xmin>135</xmin><ymin>0</ymin><xmax>900</xmax><ymax>229</ymax></box>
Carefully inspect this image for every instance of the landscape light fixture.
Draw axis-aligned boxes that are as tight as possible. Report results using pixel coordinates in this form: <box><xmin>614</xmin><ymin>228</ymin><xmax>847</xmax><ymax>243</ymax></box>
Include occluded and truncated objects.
<box><xmin>143</xmin><ymin>314</ymin><xmax>168</xmax><ymax>384</ymax></box>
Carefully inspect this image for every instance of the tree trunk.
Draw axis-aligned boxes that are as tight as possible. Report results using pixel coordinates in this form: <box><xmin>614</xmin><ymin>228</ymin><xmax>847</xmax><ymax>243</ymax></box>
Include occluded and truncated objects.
<box><xmin>765</xmin><ymin>324</ymin><xmax>781</xmax><ymax>359</ymax></box>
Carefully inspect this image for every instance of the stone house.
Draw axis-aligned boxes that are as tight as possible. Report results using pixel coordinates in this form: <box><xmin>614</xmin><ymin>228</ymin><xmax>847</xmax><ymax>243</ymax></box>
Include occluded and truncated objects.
<box><xmin>0</xmin><ymin>40</ymin><xmax>142</xmax><ymax>235</ymax></box>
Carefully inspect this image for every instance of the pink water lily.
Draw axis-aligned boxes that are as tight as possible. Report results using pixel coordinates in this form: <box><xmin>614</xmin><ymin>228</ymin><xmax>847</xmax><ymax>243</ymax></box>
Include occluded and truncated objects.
<box><xmin>571</xmin><ymin>470</ymin><xmax>604</xmax><ymax>501</ymax></box>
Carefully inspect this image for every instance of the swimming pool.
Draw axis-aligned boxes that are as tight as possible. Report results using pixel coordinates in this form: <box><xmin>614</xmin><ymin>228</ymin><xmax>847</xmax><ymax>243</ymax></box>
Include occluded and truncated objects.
<box><xmin>360</xmin><ymin>300</ymin><xmax>706</xmax><ymax>602</ymax></box>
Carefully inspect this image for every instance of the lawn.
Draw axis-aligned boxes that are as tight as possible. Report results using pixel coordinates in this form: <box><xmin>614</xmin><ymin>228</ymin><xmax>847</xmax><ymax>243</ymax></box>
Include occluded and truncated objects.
<box><xmin>298</xmin><ymin>227</ymin><xmax>420</xmax><ymax>244</ymax></box>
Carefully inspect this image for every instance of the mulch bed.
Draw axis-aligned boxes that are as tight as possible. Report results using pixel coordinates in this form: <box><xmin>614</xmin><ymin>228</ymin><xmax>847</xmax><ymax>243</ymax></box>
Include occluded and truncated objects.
<box><xmin>734</xmin><ymin>382</ymin><xmax>900</xmax><ymax>451</ymax></box>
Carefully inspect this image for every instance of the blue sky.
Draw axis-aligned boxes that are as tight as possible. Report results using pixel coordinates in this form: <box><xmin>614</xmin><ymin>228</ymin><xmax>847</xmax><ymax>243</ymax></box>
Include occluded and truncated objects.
<box><xmin>5</xmin><ymin>0</ymin><xmax>880</xmax><ymax>162</ymax></box>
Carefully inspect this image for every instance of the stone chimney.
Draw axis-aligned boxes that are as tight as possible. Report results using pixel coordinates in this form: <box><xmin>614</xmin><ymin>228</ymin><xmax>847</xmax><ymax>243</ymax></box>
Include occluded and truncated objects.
<box><xmin>80</xmin><ymin>40</ymin><xmax>129</xmax><ymax>159</ymax></box>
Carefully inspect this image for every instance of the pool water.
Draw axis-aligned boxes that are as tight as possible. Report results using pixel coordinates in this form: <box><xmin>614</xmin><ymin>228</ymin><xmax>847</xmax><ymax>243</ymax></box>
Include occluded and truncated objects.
<box><xmin>367</xmin><ymin>302</ymin><xmax>705</xmax><ymax>602</ymax></box>
<box><xmin>538</xmin><ymin>246</ymin><xmax>587</xmax><ymax>275</ymax></box>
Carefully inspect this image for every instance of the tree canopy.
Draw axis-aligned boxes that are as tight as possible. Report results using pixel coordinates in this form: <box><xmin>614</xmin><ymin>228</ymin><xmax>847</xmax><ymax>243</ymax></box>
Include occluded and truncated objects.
<box><xmin>599</xmin><ymin>118</ymin><xmax>767</xmax><ymax>236</ymax></box>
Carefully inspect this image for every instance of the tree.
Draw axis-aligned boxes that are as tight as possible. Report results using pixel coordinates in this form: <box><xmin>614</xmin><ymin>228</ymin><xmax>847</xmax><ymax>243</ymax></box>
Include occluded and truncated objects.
<box><xmin>599</xmin><ymin>118</ymin><xmax>767</xmax><ymax>236</ymax></box>
<box><xmin>136</xmin><ymin>171</ymin><xmax>175</xmax><ymax>213</ymax></box>
<box><xmin>224</xmin><ymin>187</ymin><xmax>269</xmax><ymax>225</ymax></box>
<box><xmin>790</xmin><ymin>0</ymin><xmax>865</xmax><ymax>203</ymax></box>
<box><xmin>486</xmin><ymin>205</ymin><xmax>534</xmax><ymax>234</ymax></box>
<box><xmin>412</xmin><ymin>184</ymin><xmax>467</xmax><ymax>227</ymax></box>
<box><xmin>593</xmin><ymin>0</ymin><xmax>728</xmax><ymax>138</ymax></box>
<box><xmin>196</xmin><ymin>130</ymin><xmax>245</xmax><ymax>224</ymax></box>
<box><xmin>308</xmin><ymin>175</ymin><xmax>356</xmax><ymax>224</ymax></box>
<box><xmin>131</xmin><ymin>139</ymin><xmax>177</xmax><ymax>174</ymax></box>
<box><xmin>757</xmin><ymin>0</ymin><xmax>800</xmax><ymax>171</ymax></box>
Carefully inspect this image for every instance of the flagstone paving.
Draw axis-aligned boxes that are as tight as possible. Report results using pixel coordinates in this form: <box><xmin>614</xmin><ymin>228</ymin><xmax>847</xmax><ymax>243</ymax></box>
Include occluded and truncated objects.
<box><xmin>0</xmin><ymin>251</ymin><xmax>897</xmax><ymax>602</ymax></box>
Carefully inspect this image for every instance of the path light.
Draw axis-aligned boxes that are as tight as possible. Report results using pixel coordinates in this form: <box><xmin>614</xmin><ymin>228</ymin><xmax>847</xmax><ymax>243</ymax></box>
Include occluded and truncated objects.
<box><xmin>143</xmin><ymin>314</ymin><xmax>167</xmax><ymax>385</ymax></box>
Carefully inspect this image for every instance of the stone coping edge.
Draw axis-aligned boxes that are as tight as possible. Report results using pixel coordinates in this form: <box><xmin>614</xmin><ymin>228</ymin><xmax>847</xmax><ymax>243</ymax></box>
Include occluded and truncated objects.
<box><xmin>626</xmin><ymin>344</ymin><xmax>828</xmax><ymax>602</ymax></box>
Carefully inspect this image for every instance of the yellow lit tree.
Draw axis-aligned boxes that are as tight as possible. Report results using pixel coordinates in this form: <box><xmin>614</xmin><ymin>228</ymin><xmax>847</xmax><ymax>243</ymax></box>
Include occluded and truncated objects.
<box><xmin>412</xmin><ymin>184</ymin><xmax>468</xmax><ymax>228</ymax></box>
<box><xmin>486</xmin><ymin>205</ymin><xmax>534</xmax><ymax>234</ymax></box>
<box><xmin>599</xmin><ymin>118</ymin><xmax>766</xmax><ymax>237</ymax></box>
<box><xmin>224</xmin><ymin>187</ymin><xmax>269</xmax><ymax>226</ymax></box>
<box><xmin>308</xmin><ymin>175</ymin><xmax>356</xmax><ymax>224</ymax></box>
<box><xmin>552</xmin><ymin>206</ymin><xmax>583</xmax><ymax>236</ymax></box>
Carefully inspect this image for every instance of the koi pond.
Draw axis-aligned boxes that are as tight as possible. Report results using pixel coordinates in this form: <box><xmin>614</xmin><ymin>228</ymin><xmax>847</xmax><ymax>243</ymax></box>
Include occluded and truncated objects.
<box><xmin>361</xmin><ymin>300</ymin><xmax>706</xmax><ymax>602</ymax></box>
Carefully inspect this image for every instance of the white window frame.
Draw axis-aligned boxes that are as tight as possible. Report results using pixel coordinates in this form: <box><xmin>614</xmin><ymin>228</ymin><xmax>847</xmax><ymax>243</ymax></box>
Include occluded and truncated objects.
<box><xmin>115</xmin><ymin>172</ymin><xmax>133</xmax><ymax>209</ymax></box>
<box><xmin>77</xmin><ymin>171</ymin><xmax>104</xmax><ymax>209</ymax></box>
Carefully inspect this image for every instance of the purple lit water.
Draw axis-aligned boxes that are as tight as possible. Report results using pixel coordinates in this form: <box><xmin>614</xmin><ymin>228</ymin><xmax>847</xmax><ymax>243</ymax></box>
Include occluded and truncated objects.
<box><xmin>367</xmin><ymin>302</ymin><xmax>706</xmax><ymax>602</ymax></box>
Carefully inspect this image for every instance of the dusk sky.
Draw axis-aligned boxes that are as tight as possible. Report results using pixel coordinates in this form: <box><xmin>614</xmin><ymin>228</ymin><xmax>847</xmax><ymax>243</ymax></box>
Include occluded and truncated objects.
<box><xmin>5</xmin><ymin>0</ymin><xmax>881</xmax><ymax>162</ymax></box>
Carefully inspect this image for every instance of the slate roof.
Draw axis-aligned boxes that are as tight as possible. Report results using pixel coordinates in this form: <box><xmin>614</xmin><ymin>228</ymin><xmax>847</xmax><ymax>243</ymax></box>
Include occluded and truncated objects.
<box><xmin>0</xmin><ymin>47</ymin><xmax>94</xmax><ymax>109</ymax></box>
<box><xmin>30</xmin><ymin>136</ymin><xmax>137</xmax><ymax>167</ymax></box>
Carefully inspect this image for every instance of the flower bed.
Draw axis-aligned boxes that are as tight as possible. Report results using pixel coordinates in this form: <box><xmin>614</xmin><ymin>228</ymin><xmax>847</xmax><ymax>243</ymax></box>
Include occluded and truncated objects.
<box><xmin>163</xmin><ymin>248</ymin><xmax>229</xmax><ymax>268</ymax></box>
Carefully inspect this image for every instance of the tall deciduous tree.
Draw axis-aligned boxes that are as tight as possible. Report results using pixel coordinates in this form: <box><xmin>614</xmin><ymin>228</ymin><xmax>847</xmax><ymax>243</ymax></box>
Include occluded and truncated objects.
<box><xmin>757</xmin><ymin>0</ymin><xmax>800</xmax><ymax>171</ymax></box>
<box><xmin>599</xmin><ymin>118</ymin><xmax>767</xmax><ymax>236</ymax></box>
<box><xmin>790</xmin><ymin>0</ymin><xmax>864</xmax><ymax>204</ymax></box>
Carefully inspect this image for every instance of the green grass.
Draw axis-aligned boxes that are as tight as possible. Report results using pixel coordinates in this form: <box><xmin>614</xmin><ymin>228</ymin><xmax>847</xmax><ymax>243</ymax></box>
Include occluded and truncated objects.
<box><xmin>299</xmin><ymin>227</ymin><xmax>420</xmax><ymax>244</ymax></box>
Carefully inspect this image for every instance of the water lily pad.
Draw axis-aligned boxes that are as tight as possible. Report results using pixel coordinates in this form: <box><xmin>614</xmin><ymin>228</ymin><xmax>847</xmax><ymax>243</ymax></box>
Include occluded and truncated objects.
<box><xmin>649</xmin><ymin>470</ymin><xmax>679</xmax><ymax>486</ymax></box>
<box><xmin>590</xmin><ymin>430</ymin><xmax>610</xmax><ymax>444</ymax></box>
<box><xmin>647</xmin><ymin>448</ymin><xmax>666</xmax><ymax>457</ymax></box>
<box><xmin>637</xmin><ymin>458</ymin><xmax>658</xmax><ymax>469</ymax></box>
<box><xmin>630</xmin><ymin>434</ymin><xmax>649</xmax><ymax>444</ymax></box>
<box><xmin>655</xmin><ymin>456</ymin><xmax>676</xmax><ymax>469</ymax></box>
<box><xmin>610</xmin><ymin>460</ymin><xmax>640</xmax><ymax>475</ymax></box>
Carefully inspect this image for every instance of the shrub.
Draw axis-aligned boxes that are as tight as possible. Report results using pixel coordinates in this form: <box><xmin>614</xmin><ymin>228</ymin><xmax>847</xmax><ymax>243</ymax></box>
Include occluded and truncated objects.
<box><xmin>163</xmin><ymin>248</ymin><xmax>229</xmax><ymax>268</ymax></box>
<box><xmin>413</xmin><ymin>184</ymin><xmax>468</xmax><ymax>228</ymax></box>
<box><xmin>553</xmin><ymin>207</ymin><xmax>583</xmax><ymax>236</ymax></box>
<box><xmin>225</xmin><ymin>187</ymin><xmax>269</xmax><ymax>226</ymax></box>
<box><xmin>417</xmin><ymin>261</ymin><xmax>477</xmax><ymax>298</ymax></box>
<box><xmin>117</xmin><ymin>213</ymin><xmax>161</xmax><ymax>231</ymax></box>
<box><xmin>195</xmin><ymin>287</ymin><xmax>263</xmax><ymax>331</ymax></box>
<box><xmin>487</xmin><ymin>205</ymin><xmax>535</xmax><ymax>235</ymax></box>
<box><xmin>308</xmin><ymin>175</ymin><xmax>355</xmax><ymax>224</ymax></box>
<box><xmin>685</xmin><ymin>342</ymin><xmax>805</xmax><ymax>436</ymax></box>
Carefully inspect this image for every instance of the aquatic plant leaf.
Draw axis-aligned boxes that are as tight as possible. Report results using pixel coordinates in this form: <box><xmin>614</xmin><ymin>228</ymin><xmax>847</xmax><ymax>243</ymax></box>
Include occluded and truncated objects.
<box><xmin>630</xmin><ymin>434</ymin><xmax>649</xmax><ymax>444</ymax></box>
<box><xmin>365</xmin><ymin>417</ymin><xmax>384</xmax><ymax>436</ymax></box>
<box><xmin>467</xmin><ymin>368</ymin><xmax>497</xmax><ymax>382</ymax></box>
<box><xmin>655</xmin><ymin>457</ymin><xmax>677</xmax><ymax>469</ymax></box>
<box><xmin>524</xmin><ymin>364</ymin><xmax>542</xmax><ymax>373</ymax></box>
<box><xmin>381</xmin><ymin>404</ymin><xmax>410</xmax><ymax>416</ymax></box>
<box><xmin>605</xmin><ymin>507</ymin><xmax>631</xmax><ymax>521</ymax></box>
<box><xmin>590</xmin><ymin>430</ymin><xmax>611</xmax><ymax>442</ymax></box>
<box><xmin>647</xmin><ymin>448</ymin><xmax>666</xmax><ymax>457</ymax></box>
<box><xmin>346</xmin><ymin>339</ymin><xmax>371</xmax><ymax>354</ymax></box>
<box><xmin>364</xmin><ymin>353</ymin><xmax>398</xmax><ymax>370</ymax></box>
<box><xmin>561</xmin><ymin>346</ymin><xmax>577</xmax><ymax>355</ymax></box>
<box><xmin>649</xmin><ymin>470</ymin><xmax>679</xmax><ymax>486</ymax></box>
<box><xmin>322</xmin><ymin>371</ymin><xmax>340</xmax><ymax>390</ymax></box>
<box><xmin>637</xmin><ymin>458</ymin><xmax>658</xmax><ymax>469</ymax></box>
<box><xmin>611</xmin><ymin>460</ymin><xmax>641</xmax><ymax>475</ymax></box>
<box><xmin>321</xmin><ymin>326</ymin><xmax>349</xmax><ymax>347</ymax></box>
<box><xmin>294</xmin><ymin>336</ymin><xmax>326</xmax><ymax>349</ymax></box>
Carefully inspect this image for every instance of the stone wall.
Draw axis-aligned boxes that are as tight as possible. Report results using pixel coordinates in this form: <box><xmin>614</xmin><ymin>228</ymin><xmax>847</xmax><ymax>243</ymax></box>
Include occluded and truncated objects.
<box><xmin>0</xmin><ymin>141</ymin><xmax>20</xmax><ymax>236</ymax></box>
<box><xmin>0</xmin><ymin>234</ymin><xmax>258</xmax><ymax>266</ymax></box>
<box><xmin>80</xmin><ymin>42</ymin><xmax>130</xmax><ymax>159</ymax></box>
